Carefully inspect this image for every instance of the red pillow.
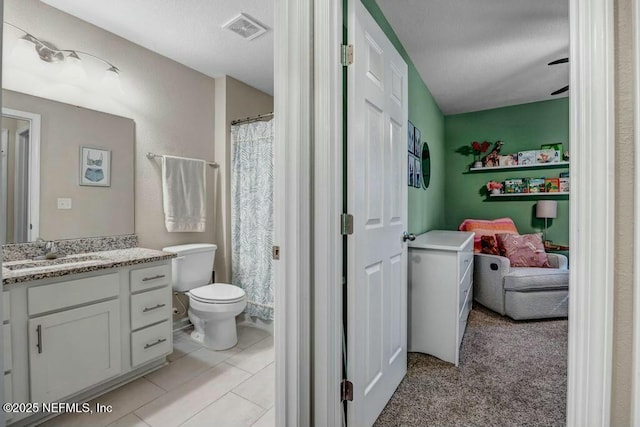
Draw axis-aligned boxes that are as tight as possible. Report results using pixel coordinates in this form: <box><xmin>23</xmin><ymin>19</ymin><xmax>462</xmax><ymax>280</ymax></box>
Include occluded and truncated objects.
<box><xmin>495</xmin><ymin>233</ymin><xmax>551</xmax><ymax>268</ymax></box>
<box><xmin>458</xmin><ymin>218</ymin><xmax>519</xmax><ymax>252</ymax></box>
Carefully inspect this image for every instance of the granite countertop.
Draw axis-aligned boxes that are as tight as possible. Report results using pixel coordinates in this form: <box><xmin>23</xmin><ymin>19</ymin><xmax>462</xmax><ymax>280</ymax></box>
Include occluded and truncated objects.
<box><xmin>2</xmin><ymin>247</ymin><xmax>176</xmax><ymax>286</ymax></box>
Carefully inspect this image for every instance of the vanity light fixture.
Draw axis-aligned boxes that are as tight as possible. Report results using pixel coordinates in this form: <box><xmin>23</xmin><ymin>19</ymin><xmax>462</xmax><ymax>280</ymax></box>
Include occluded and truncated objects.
<box><xmin>4</xmin><ymin>22</ymin><xmax>121</xmax><ymax>77</ymax></box>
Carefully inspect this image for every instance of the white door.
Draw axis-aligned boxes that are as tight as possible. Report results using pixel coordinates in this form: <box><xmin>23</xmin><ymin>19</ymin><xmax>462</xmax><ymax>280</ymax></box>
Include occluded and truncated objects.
<box><xmin>347</xmin><ymin>1</ymin><xmax>409</xmax><ymax>425</ymax></box>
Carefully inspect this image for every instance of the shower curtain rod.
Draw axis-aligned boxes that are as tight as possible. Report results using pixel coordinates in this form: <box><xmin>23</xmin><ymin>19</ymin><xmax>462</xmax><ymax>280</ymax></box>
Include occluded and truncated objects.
<box><xmin>230</xmin><ymin>112</ymin><xmax>274</xmax><ymax>126</ymax></box>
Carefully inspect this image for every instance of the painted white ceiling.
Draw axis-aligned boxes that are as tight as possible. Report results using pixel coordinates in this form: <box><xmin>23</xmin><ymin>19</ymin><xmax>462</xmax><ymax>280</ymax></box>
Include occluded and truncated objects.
<box><xmin>377</xmin><ymin>0</ymin><xmax>569</xmax><ymax>115</ymax></box>
<box><xmin>40</xmin><ymin>0</ymin><xmax>566</xmax><ymax>114</ymax></box>
<box><xmin>40</xmin><ymin>0</ymin><xmax>274</xmax><ymax>95</ymax></box>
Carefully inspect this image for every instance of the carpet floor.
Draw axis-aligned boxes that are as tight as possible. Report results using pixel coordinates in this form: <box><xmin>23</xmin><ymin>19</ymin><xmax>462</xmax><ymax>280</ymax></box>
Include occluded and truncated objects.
<box><xmin>374</xmin><ymin>304</ymin><xmax>568</xmax><ymax>427</ymax></box>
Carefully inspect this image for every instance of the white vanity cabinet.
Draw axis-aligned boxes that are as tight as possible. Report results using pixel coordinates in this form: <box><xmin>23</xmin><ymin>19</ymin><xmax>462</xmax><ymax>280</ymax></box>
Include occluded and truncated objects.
<box><xmin>408</xmin><ymin>230</ymin><xmax>475</xmax><ymax>366</ymax></box>
<box><xmin>28</xmin><ymin>299</ymin><xmax>121</xmax><ymax>402</ymax></box>
<box><xmin>3</xmin><ymin>291</ymin><xmax>13</xmax><ymax>422</ymax></box>
<box><xmin>129</xmin><ymin>264</ymin><xmax>172</xmax><ymax>367</ymax></box>
<box><xmin>4</xmin><ymin>257</ymin><xmax>173</xmax><ymax>426</ymax></box>
<box><xmin>27</xmin><ymin>273</ymin><xmax>121</xmax><ymax>403</ymax></box>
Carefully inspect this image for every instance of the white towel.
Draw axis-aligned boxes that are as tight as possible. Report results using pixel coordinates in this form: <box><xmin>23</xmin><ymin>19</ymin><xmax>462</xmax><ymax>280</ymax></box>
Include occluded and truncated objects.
<box><xmin>161</xmin><ymin>155</ymin><xmax>206</xmax><ymax>232</ymax></box>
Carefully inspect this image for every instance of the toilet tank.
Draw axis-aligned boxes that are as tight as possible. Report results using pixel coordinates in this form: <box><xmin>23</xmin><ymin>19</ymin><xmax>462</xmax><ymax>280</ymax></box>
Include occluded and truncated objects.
<box><xmin>162</xmin><ymin>243</ymin><xmax>217</xmax><ymax>292</ymax></box>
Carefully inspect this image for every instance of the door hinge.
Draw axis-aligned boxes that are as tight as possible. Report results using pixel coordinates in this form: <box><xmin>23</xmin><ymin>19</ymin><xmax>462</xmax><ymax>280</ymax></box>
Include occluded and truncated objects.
<box><xmin>341</xmin><ymin>213</ymin><xmax>354</xmax><ymax>235</ymax></box>
<box><xmin>341</xmin><ymin>379</ymin><xmax>354</xmax><ymax>401</ymax></box>
<box><xmin>341</xmin><ymin>44</ymin><xmax>354</xmax><ymax>66</ymax></box>
<box><xmin>272</xmin><ymin>246</ymin><xmax>280</xmax><ymax>260</ymax></box>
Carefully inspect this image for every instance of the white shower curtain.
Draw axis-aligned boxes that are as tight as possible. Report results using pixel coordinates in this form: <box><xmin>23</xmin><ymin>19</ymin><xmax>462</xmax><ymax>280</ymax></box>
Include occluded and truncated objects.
<box><xmin>231</xmin><ymin>120</ymin><xmax>274</xmax><ymax>320</ymax></box>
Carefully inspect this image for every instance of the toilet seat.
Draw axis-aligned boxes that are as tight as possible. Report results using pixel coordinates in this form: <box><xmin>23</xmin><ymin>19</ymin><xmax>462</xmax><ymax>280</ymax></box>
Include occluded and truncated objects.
<box><xmin>189</xmin><ymin>283</ymin><xmax>245</xmax><ymax>304</ymax></box>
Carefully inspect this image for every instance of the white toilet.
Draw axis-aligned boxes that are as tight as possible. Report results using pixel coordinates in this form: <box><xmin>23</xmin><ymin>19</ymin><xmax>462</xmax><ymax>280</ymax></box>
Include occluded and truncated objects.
<box><xmin>163</xmin><ymin>243</ymin><xmax>247</xmax><ymax>350</ymax></box>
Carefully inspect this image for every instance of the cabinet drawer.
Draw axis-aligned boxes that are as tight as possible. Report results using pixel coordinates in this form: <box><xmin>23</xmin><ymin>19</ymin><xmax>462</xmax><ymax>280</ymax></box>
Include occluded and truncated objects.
<box><xmin>458</xmin><ymin>267</ymin><xmax>472</xmax><ymax>314</ymax></box>
<box><xmin>3</xmin><ymin>291</ymin><xmax>10</xmax><ymax>322</ymax></box>
<box><xmin>131</xmin><ymin>321</ymin><xmax>171</xmax><ymax>367</ymax></box>
<box><xmin>4</xmin><ymin>324</ymin><xmax>11</xmax><ymax>372</ymax></box>
<box><xmin>28</xmin><ymin>273</ymin><xmax>119</xmax><ymax>316</ymax></box>
<box><xmin>131</xmin><ymin>264</ymin><xmax>171</xmax><ymax>293</ymax></box>
<box><xmin>458</xmin><ymin>251</ymin><xmax>473</xmax><ymax>279</ymax></box>
<box><xmin>5</xmin><ymin>373</ymin><xmax>12</xmax><ymax>420</ymax></box>
<box><xmin>131</xmin><ymin>287</ymin><xmax>172</xmax><ymax>331</ymax></box>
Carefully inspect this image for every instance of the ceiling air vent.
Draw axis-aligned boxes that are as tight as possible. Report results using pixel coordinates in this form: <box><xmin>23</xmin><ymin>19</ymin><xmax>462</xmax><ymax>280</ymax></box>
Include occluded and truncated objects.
<box><xmin>222</xmin><ymin>13</ymin><xmax>268</xmax><ymax>40</ymax></box>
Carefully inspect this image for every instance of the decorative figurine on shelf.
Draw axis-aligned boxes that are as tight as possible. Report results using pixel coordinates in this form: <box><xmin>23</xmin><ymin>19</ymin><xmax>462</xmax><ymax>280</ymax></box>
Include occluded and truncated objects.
<box><xmin>486</xmin><ymin>181</ymin><xmax>503</xmax><ymax>195</ymax></box>
<box><xmin>482</xmin><ymin>140</ymin><xmax>504</xmax><ymax>167</ymax></box>
<box><xmin>471</xmin><ymin>141</ymin><xmax>491</xmax><ymax>168</ymax></box>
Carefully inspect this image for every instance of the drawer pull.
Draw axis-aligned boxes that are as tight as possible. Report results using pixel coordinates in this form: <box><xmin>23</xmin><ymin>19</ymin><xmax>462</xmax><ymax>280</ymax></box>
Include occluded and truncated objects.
<box><xmin>142</xmin><ymin>303</ymin><xmax>167</xmax><ymax>313</ymax></box>
<box><xmin>36</xmin><ymin>325</ymin><xmax>43</xmax><ymax>354</ymax></box>
<box><xmin>142</xmin><ymin>274</ymin><xmax>166</xmax><ymax>282</ymax></box>
<box><xmin>144</xmin><ymin>338</ymin><xmax>167</xmax><ymax>349</ymax></box>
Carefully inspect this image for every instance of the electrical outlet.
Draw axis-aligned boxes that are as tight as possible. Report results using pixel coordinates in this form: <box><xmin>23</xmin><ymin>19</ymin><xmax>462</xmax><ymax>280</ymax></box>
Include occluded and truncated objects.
<box><xmin>57</xmin><ymin>198</ymin><xmax>72</xmax><ymax>210</ymax></box>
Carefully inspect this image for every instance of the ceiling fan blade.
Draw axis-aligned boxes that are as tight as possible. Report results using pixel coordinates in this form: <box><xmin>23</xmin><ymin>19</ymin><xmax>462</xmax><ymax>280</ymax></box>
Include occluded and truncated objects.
<box><xmin>548</xmin><ymin>57</ymin><xmax>569</xmax><ymax>65</ymax></box>
<box><xmin>551</xmin><ymin>85</ymin><xmax>569</xmax><ymax>95</ymax></box>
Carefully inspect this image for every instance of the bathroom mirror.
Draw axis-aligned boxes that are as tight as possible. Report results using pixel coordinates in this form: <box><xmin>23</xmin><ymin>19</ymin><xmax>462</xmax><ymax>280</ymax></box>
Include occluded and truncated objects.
<box><xmin>1</xmin><ymin>89</ymin><xmax>135</xmax><ymax>243</ymax></box>
<box><xmin>421</xmin><ymin>141</ymin><xmax>431</xmax><ymax>189</ymax></box>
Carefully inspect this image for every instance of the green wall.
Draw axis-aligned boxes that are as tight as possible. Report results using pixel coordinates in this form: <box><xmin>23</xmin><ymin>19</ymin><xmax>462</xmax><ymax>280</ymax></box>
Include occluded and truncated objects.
<box><xmin>359</xmin><ymin>0</ymin><xmax>446</xmax><ymax>234</ymax></box>
<box><xmin>444</xmin><ymin>98</ymin><xmax>570</xmax><ymax>244</ymax></box>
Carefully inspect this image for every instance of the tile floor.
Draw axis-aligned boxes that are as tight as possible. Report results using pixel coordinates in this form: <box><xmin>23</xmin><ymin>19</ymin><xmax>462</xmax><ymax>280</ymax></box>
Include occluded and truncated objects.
<box><xmin>40</xmin><ymin>324</ymin><xmax>275</xmax><ymax>427</ymax></box>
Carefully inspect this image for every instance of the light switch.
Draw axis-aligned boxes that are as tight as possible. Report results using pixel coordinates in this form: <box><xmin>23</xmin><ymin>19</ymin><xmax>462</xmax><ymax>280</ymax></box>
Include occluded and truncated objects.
<box><xmin>57</xmin><ymin>198</ymin><xmax>72</xmax><ymax>210</ymax></box>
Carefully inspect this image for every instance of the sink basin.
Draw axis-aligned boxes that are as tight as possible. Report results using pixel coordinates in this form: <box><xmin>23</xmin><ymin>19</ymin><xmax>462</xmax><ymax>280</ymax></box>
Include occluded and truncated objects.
<box><xmin>3</xmin><ymin>255</ymin><xmax>107</xmax><ymax>271</ymax></box>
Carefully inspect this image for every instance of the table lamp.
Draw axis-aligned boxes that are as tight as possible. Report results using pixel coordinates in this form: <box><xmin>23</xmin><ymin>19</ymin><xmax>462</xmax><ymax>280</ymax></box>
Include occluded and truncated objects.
<box><xmin>536</xmin><ymin>200</ymin><xmax>557</xmax><ymax>242</ymax></box>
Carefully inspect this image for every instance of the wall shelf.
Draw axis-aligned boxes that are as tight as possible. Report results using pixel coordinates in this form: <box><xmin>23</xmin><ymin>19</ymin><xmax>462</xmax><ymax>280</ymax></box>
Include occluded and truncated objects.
<box><xmin>490</xmin><ymin>192</ymin><xmax>570</xmax><ymax>198</ymax></box>
<box><xmin>469</xmin><ymin>161</ymin><xmax>569</xmax><ymax>172</ymax></box>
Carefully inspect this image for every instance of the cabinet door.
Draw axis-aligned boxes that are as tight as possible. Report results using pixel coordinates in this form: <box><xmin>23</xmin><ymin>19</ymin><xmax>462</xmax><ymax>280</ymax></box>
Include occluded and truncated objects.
<box><xmin>29</xmin><ymin>299</ymin><xmax>121</xmax><ymax>403</ymax></box>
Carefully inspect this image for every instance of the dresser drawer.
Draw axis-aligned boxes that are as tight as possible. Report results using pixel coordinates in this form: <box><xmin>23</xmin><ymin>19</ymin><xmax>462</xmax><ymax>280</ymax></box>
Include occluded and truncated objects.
<box><xmin>130</xmin><ymin>264</ymin><xmax>171</xmax><ymax>293</ymax></box>
<box><xmin>457</xmin><ymin>290</ymin><xmax>472</xmax><ymax>348</ymax></box>
<box><xmin>458</xmin><ymin>251</ymin><xmax>474</xmax><ymax>279</ymax></box>
<box><xmin>28</xmin><ymin>273</ymin><xmax>119</xmax><ymax>316</ymax></box>
<box><xmin>131</xmin><ymin>321</ymin><xmax>171</xmax><ymax>367</ymax></box>
<box><xmin>458</xmin><ymin>267</ymin><xmax>472</xmax><ymax>314</ymax></box>
<box><xmin>131</xmin><ymin>287</ymin><xmax>172</xmax><ymax>331</ymax></box>
<box><xmin>3</xmin><ymin>323</ymin><xmax>11</xmax><ymax>372</ymax></box>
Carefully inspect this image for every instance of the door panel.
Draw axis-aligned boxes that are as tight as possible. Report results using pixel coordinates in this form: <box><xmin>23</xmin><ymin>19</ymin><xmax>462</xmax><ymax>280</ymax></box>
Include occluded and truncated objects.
<box><xmin>347</xmin><ymin>1</ymin><xmax>409</xmax><ymax>425</ymax></box>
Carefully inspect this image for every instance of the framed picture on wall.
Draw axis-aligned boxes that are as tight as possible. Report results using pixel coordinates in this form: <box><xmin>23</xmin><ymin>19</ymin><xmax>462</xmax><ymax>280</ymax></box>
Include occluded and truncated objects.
<box><xmin>413</xmin><ymin>156</ymin><xmax>422</xmax><ymax>188</ymax></box>
<box><xmin>408</xmin><ymin>121</ymin><xmax>415</xmax><ymax>153</ymax></box>
<box><xmin>80</xmin><ymin>146</ymin><xmax>111</xmax><ymax>187</ymax></box>
<box><xmin>414</xmin><ymin>126</ymin><xmax>421</xmax><ymax>156</ymax></box>
<box><xmin>408</xmin><ymin>155</ymin><xmax>415</xmax><ymax>187</ymax></box>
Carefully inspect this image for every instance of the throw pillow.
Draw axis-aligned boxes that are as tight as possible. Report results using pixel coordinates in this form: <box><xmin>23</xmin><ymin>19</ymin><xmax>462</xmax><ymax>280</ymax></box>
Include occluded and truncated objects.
<box><xmin>495</xmin><ymin>232</ymin><xmax>551</xmax><ymax>268</ymax></box>
<box><xmin>480</xmin><ymin>235</ymin><xmax>500</xmax><ymax>255</ymax></box>
<box><xmin>458</xmin><ymin>217</ymin><xmax>519</xmax><ymax>252</ymax></box>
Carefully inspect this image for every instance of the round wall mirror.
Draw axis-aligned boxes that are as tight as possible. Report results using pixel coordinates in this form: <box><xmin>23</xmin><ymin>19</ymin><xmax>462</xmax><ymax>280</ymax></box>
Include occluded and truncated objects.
<box><xmin>421</xmin><ymin>142</ymin><xmax>431</xmax><ymax>189</ymax></box>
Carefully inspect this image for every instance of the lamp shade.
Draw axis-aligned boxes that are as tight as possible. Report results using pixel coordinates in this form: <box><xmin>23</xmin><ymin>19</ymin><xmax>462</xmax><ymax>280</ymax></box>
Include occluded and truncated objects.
<box><xmin>536</xmin><ymin>200</ymin><xmax>558</xmax><ymax>219</ymax></box>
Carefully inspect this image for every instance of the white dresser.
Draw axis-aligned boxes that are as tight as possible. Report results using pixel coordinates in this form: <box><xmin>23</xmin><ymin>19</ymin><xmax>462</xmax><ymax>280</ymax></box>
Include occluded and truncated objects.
<box><xmin>408</xmin><ymin>230</ymin><xmax>475</xmax><ymax>366</ymax></box>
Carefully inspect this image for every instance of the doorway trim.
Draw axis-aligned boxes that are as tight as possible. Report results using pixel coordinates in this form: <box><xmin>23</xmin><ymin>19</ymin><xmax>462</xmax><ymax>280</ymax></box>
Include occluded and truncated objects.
<box><xmin>312</xmin><ymin>0</ymin><xmax>344</xmax><ymax>425</ymax></box>
<box><xmin>274</xmin><ymin>0</ymin><xmax>313</xmax><ymax>425</ymax></box>
<box><xmin>1</xmin><ymin>108</ymin><xmax>41</xmax><ymax>243</ymax></box>
<box><xmin>566</xmin><ymin>0</ymin><xmax>615</xmax><ymax>424</ymax></box>
<box><xmin>632</xmin><ymin>0</ymin><xmax>640</xmax><ymax>422</ymax></box>
<box><xmin>312</xmin><ymin>0</ymin><xmax>617</xmax><ymax>424</ymax></box>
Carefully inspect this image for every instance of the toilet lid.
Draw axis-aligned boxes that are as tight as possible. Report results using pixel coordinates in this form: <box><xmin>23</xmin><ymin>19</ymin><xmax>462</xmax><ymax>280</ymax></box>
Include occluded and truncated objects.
<box><xmin>189</xmin><ymin>283</ymin><xmax>245</xmax><ymax>303</ymax></box>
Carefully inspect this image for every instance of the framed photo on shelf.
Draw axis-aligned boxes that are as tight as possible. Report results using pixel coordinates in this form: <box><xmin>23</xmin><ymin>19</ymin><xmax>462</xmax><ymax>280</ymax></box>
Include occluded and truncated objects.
<box><xmin>80</xmin><ymin>146</ymin><xmax>111</xmax><ymax>187</ymax></box>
